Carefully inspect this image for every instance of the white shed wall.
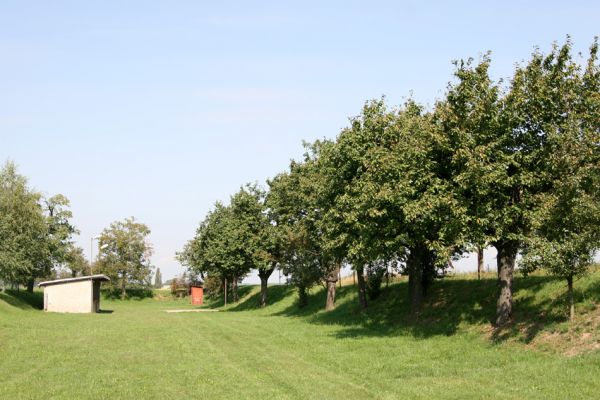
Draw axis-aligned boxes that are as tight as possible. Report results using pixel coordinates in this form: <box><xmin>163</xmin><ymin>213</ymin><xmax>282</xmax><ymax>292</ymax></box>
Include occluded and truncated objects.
<box><xmin>44</xmin><ymin>280</ymin><xmax>93</xmax><ymax>313</ymax></box>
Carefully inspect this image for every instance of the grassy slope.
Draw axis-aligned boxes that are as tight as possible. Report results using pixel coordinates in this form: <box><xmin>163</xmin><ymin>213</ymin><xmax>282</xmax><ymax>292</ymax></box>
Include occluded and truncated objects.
<box><xmin>0</xmin><ymin>270</ymin><xmax>599</xmax><ymax>399</ymax></box>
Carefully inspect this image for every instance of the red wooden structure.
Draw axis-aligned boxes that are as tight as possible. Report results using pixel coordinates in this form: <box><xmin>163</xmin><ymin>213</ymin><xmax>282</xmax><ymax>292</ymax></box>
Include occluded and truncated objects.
<box><xmin>191</xmin><ymin>285</ymin><xmax>203</xmax><ymax>306</ymax></box>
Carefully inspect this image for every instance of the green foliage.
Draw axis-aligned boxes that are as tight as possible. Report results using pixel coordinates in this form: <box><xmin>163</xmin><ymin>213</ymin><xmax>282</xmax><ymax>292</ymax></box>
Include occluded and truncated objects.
<box><xmin>436</xmin><ymin>38</ymin><xmax>600</xmax><ymax>324</ymax></box>
<box><xmin>101</xmin><ymin>286</ymin><xmax>154</xmax><ymax>300</ymax></box>
<box><xmin>520</xmin><ymin>39</ymin><xmax>600</xmax><ymax>277</ymax></box>
<box><xmin>316</xmin><ymin>99</ymin><xmax>461</xmax><ymax>310</ymax></box>
<box><xmin>365</xmin><ymin>262</ymin><xmax>386</xmax><ymax>300</ymax></box>
<box><xmin>514</xmin><ymin>39</ymin><xmax>600</xmax><ymax>318</ymax></box>
<box><xmin>203</xmin><ymin>274</ymin><xmax>223</xmax><ymax>298</ymax></box>
<box><xmin>63</xmin><ymin>245</ymin><xmax>88</xmax><ymax>277</ymax></box>
<box><xmin>267</xmin><ymin>154</ymin><xmax>339</xmax><ymax>306</ymax></box>
<box><xmin>96</xmin><ymin>217</ymin><xmax>153</xmax><ymax>298</ymax></box>
<box><xmin>179</xmin><ymin>37</ymin><xmax>600</xmax><ymax>322</ymax></box>
<box><xmin>0</xmin><ymin>161</ymin><xmax>47</xmax><ymax>284</ymax></box>
<box><xmin>179</xmin><ymin>184</ymin><xmax>285</xmax><ymax>302</ymax></box>
<box><xmin>0</xmin><ymin>161</ymin><xmax>77</xmax><ymax>288</ymax></box>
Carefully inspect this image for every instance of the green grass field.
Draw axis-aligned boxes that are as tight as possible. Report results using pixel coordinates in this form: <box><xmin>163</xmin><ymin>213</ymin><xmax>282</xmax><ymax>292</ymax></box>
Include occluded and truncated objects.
<box><xmin>1</xmin><ymin>271</ymin><xmax>599</xmax><ymax>399</ymax></box>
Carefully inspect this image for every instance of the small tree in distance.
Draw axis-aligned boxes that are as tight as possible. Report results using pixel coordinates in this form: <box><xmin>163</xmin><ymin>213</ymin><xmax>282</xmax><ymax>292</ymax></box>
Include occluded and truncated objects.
<box><xmin>154</xmin><ymin>268</ymin><xmax>162</xmax><ymax>289</ymax></box>
<box><xmin>97</xmin><ymin>217</ymin><xmax>153</xmax><ymax>300</ymax></box>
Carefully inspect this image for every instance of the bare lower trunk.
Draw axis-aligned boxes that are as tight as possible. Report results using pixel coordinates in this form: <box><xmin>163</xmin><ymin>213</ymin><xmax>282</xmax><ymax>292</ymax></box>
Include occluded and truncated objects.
<box><xmin>386</xmin><ymin>265</ymin><xmax>390</xmax><ymax>287</ymax></box>
<box><xmin>495</xmin><ymin>240</ymin><xmax>518</xmax><ymax>326</ymax></box>
<box><xmin>325</xmin><ymin>264</ymin><xmax>340</xmax><ymax>311</ymax></box>
<box><xmin>356</xmin><ymin>265</ymin><xmax>367</xmax><ymax>310</ymax></box>
<box><xmin>408</xmin><ymin>244</ymin><xmax>426</xmax><ymax>315</ymax></box>
<box><xmin>298</xmin><ymin>285</ymin><xmax>308</xmax><ymax>308</ymax></box>
<box><xmin>121</xmin><ymin>275</ymin><xmax>126</xmax><ymax>300</ymax></box>
<box><xmin>567</xmin><ymin>275</ymin><xmax>575</xmax><ymax>321</ymax></box>
<box><xmin>477</xmin><ymin>246</ymin><xmax>484</xmax><ymax>280</ymax></box>
<box><xmin>232</xmin><ymin>276</ymin><xmax>238</xmax><ymax>302</ymax></box>
<box><xmin>26</xmin><ymin>278</ymin><xmax>34</xmax><ymax>293</ymax></box>
<box><xmin>224</xmin><ymin>278</ymin><xmax>227</xmax><ymax>307</ymax></box>
<box><xmin>260</xmin><ymin>277</ymin><xmax>268</xmax><ymax>307</ymax></box>
<box><xmin>258</xmin><ymin>268</ymin><xmax>274</xmax><ymax>308</ymax></box>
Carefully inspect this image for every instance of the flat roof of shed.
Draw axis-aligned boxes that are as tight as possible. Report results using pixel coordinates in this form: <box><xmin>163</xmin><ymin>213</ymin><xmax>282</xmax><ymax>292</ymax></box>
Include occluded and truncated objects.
<box><xmin>38</xmin><ymin>275</ymin><xmax>110</xmax><ymax>287</ymax></box>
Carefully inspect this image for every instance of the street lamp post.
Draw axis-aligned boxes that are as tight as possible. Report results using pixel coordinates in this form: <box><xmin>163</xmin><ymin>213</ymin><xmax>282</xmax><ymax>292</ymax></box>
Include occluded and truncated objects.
<box><xmin>90</xmin><ymin>236</ymin><xmax>101</xmax><ymax>276</ymax></box>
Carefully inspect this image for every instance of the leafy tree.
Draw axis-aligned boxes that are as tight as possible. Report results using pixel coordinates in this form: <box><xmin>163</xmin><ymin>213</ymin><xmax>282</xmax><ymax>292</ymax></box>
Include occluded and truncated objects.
<box><xmin>317</xmin><ymin>100</ymin><xmax>403</xmax><ymax>310</ymax></box>
<box><xmin>180</xmin><ymin>202</ymin><xmax>247</xmax><ymax>303</ymax></box>
<box><xmin>205</xmin><ymin>201</ymin><xmax>250</xmax><ymax>302</ymax></box>
<box><xmin>37</xmin><ymin>194</ymin><xmax>78</xmax><ymax>289</ymax></box>
<box><xmin>439</xmin><ymin>38</ymin><xmax>600</xmax><ymax>326</ymax></box>
<box><xmin>64</xmin><ymin>245</ymin><xmax>88</xmax><ymax>277</ymax></box>
<box><xmin>267</xmin><ymin>151</ymin><xmax>341</xmax><ymax>310</ymax></box>
<box><xmin>436</xmin><ymin>53</ymin><xmax>520</xmax><ymax>326</ymax></box>
<box><xmin>97</xmin><ymin>217</ymin><xmax>153</xmax><ymax>299</ymax></box>
<box><xmin>230</xmin><ymin>185</ymin><xmax>285</xmax><ymax>307</ymax></box>
<box><xmin>0</xmin><ymin>162</ymin><xmax>78</xmax><ymax>290</ymax></box>
<box><xmin>180</xmin><ymin>185</ymin><xmax>286</xmax><ymax>305</ymax></box>
<box><xmin>520</xmin><ymin>39</ymin><xmax>600</xmax><ymax>320</ymax></box>
<box><xmin>321</xmin><ymin>100</ymin><xmax>462</xmax><ymax>313</ymax></box>
<box><xmin>203</xmin><ymin>274</ymin><xmax>223</xmax><ymax>298</ymax></box>
<box><xmin>0</xmin><ymin>161</ymin><xmax>49</xmax><ymax>289</ymax></box>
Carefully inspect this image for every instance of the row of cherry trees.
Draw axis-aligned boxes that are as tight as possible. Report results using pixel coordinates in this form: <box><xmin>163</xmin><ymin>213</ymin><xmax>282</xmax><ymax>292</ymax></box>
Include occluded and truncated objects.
<box><xmin>180</xmin><ymin>39</ymin><xmax>600</xmax><ymax>324</ymax></box>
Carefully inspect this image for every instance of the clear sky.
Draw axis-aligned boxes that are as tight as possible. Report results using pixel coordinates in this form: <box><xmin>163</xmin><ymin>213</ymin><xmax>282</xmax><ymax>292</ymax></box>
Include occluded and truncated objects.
<box><xmin>1</xmin><ymin>1</ymin><xmax>598</xmax><ymax>282</ymax></box>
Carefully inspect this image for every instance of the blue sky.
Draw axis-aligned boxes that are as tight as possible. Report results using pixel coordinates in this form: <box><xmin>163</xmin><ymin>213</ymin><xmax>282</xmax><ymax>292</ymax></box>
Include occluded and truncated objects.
<box><xmin>1</xmin><ymin>1</ymin><xmax>598</xmax><ymax>281</ymax></box>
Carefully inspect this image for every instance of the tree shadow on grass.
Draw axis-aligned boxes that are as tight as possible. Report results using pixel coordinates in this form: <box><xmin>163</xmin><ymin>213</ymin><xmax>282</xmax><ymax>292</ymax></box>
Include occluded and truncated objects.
<box><xmin>273</xmin><ymin>275</ymin><xmax>582</xmax><ymax>344</ymax></box>
<box><xmin>491</xmin><ymin>276</ymin><xmax>600</xmax><ymax>344</ymax></box>
<box><xmin>0</xmin><ymin>290</ymin><xmax>43</xmax><ymax>310</ymax></box>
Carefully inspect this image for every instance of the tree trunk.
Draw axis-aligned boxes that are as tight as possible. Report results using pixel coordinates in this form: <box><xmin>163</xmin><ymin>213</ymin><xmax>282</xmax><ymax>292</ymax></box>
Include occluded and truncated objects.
<box><xmin>407</xmin><ymin>244</ymin><xmax>426</xmax><ymax>315</ymax></box>
<box><xmin>26</xmin><ymin>278</ymin><xmax>34</xmax><ymax>293</ymax></box>
<box><xmin>232</xmin><ymin>276</ymin><xmax>238</xmax><ymax>302</ymax></box>
<box><xmin>567</xmin><ymin>275</ymin><xmax>575</xmax><ymax>321</ymax></box>
<box><xmin>258</xmin><ymin>267</ymin><xmax>275</xmax><ymax>308</ymax></box>
<box><xmin>477</xmin><ymin>246</ymin><xmax>484</xmax><ymax>280</ymax></box>
<box><xmin>224</xmin><ymin>278</ymin><xmax>227</xmax><ymax>307</ymax></box>
<box><xmin>298</xmin><ymin>285</ymin><xmax>308</xmax><ymax>308</ymax></box>
<box><xmin>121</xmin><ymin>275</ymin><xmax>126</xmax><ymax>300</ymax></box>
<box><xmin>495</xmin><ymin>240</ymin><xmax>518</xmax><ymax>326</ymax></box>
<box><xmin>386</xmin><ymin>264</ymin><xmax>390</xmax><ymax>287</ymax></box>
<box><xmin>325</xmin><ymin>264</ymin><xmax>340</xmax><ymax>311</ymax></box>
<box><xmin>356</xmin><ymin>265</ymin><xmax>367</xmax><ymax>310</ymax></box>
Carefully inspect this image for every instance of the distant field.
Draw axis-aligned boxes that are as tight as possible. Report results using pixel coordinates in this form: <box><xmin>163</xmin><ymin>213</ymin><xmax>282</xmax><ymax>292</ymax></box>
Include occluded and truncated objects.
<box><xmin>1</xmin><ymin>271</ymin><xmax>599</xmax><ymax>399</ymax></box>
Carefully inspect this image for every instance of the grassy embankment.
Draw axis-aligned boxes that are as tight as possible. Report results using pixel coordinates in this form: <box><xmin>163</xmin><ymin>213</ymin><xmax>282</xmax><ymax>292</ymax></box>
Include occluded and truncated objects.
<box><xmin>1</xmin><ymin>268</ymin><xmax>599</xmax><ymax>399</ymax></box>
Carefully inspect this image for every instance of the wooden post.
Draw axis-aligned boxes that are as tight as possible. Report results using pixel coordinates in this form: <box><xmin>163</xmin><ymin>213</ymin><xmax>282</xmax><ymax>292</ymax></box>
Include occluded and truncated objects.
<box><xmin>477</xmin><ymin>246</ymin><xmax>484</xmax><ymax>280</ymax></box>
<box><xmin>386</xmin><ymin>264</ymin><xmax>389</xmax><ymax>287</ymax></box>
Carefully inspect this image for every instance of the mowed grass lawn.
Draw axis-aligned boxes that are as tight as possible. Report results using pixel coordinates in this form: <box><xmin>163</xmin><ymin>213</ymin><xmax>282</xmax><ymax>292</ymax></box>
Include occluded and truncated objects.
<box><xmin>1</xmin><ymin>274</ymin><xmax>600</xmax><ymax>399</ymax></box>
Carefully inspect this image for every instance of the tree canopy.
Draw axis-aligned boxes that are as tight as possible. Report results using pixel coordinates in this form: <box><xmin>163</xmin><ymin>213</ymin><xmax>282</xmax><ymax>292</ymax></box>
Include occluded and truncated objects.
<box><xmin>96</xmin><ymin>217</ymin><xmax>153</xmax><ymax>299</ymax></box>
<box><xmin>179</xmin><ymin>38</ymin><xmax>599</xmax><ymax>324</ymax></box>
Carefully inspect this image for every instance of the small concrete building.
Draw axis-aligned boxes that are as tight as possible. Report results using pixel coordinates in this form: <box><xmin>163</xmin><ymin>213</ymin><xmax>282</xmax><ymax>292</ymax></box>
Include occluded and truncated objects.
<box><xmin>38</xmin><ymin>275</ymin><xmax>110</xmax><ymax>313</ymax></box>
